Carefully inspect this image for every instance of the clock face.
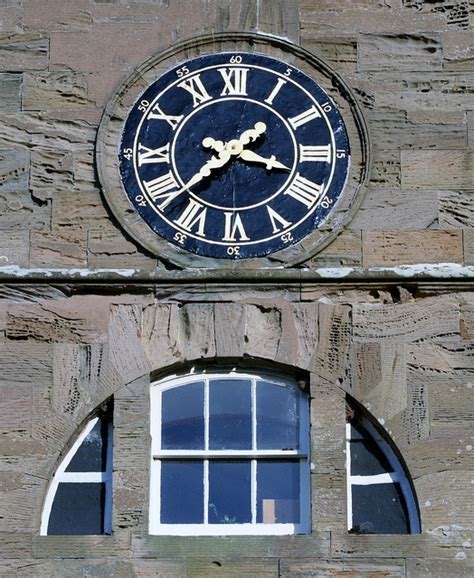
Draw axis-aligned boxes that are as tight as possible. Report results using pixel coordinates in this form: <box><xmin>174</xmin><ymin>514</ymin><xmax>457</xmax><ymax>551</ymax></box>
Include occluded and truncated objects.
<box><xmin>119</xmin><ymin>52</ymin><xmax>350</xmax><ymax>260</ymax></box>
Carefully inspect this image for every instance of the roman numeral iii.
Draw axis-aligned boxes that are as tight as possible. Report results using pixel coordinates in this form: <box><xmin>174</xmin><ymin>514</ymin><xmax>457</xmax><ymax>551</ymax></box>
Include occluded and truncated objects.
<box><xmin>174</xmin><ymin>199</ymin><xmax>207</xmax><ymax>237</ymax></box>
<box><xmin>299</xmin><ymin>144</ymin><xmax>332</xmax><ymax>163</ymax></box>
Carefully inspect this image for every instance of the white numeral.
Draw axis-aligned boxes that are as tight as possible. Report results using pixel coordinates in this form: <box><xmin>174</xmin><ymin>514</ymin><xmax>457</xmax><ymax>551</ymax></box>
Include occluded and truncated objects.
<box><xmin>264</xmin><ymin>78</ymin><xmax>287</xmax><ymax>105</ymax></box>
<box><xmin>147</xmin><ymin>104</ymin><xmax>183</xmax><ymax>129</ymax></box>
<box><xmin>219</xmin><ymin>67</ymin><xmax>249</xmax><ymax>96</ymax></box>
<box><xmin>178</xmin><ymin>74</ymin><xmax>212</xmax><ymax>107</ymax></box>
<box><xmin>174</xmin><ymin>199</ymin><xmax>207</xmax><ymax>237</ymax></box>
<box><xmin>288</xmin><ymin>106</ymin><xmax>321</xmax><ymax>130</ymax></box>
<box><xmin>143</xmin><ymin>172</ymin><xmax>180</xmax><ymax>209</ymax></box>
<box><xmin>267</xmin><ymin>206</ymin><xmax>292</xmax><ymax>234</ymax></box>
<box><xmin>137</xmin><ymin>142</ymin><xmax>170</xmax><ymax>166</ymax></box>
<box><xmin>223</xmin><ymin>212</ymin><xmax>249</xmax><ymax>242</ymax></box>
<box><xmin>285</xmin><ymin>173</ymin><xmax>322</xmax><ymax>209</ymax></box>
<box><xmin>299</xmin><ymin>144</ymin><xmax>331</xmax><ymax>163</ymax></box>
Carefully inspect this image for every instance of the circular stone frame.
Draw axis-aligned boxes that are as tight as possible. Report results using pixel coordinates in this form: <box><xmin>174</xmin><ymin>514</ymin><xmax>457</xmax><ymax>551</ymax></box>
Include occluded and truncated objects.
<box><xmin>96</xmin><ymin>33</ymin><xmax>370</xmax><ymax>270</ymax></box>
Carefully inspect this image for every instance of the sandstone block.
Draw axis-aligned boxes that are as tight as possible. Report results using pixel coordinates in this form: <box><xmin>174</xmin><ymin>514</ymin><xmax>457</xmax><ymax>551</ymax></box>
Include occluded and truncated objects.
<box><xmin>0</xmin><ymin>34</ymin><xmax>48</xmax><ymax>71</ymax></box>
<box><xmin>0</xmin><ymin>73</ymin><xmax>21</xmax><ymax>112</ymax></box>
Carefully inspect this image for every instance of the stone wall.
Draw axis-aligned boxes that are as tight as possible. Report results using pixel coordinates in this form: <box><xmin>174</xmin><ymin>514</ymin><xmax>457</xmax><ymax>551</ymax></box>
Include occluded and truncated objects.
<box><xmin>0</xmin><ymin>1</ymin><xmax>473</xmax><ymax>577</ymax></box>
<box><xmin>0</xmin><ymin>0</ymin><xmax>472</xmax><ymax>270</ymax></box>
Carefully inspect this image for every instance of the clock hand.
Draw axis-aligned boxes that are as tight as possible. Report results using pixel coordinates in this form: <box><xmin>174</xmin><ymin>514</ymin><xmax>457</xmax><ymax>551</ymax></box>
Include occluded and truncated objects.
<box><xmin>179</xmin><ymin>148</ymin><xmax>232</xmax><ymax>192</ymax></box>
<box><xmin>238</xmin><ymin>149</ymin><xmax>291</xmax><ymax>171</ymax></box>
<box><xmin>202</xmin><ymin>122</ymin><xmax>267</xmax><ymax>154</ymax></box>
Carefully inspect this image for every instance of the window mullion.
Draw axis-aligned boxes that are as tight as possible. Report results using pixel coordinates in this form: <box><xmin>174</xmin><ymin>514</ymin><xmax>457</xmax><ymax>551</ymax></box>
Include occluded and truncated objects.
<box><xmin>204</xmin><ymin>459</ymin><xmax>209</xmax><ymax>524</ymax></box>
<box><xmin>251</xmin><ymin>378</ymin><xmax>257</xmax><ymax>524</ymax></box>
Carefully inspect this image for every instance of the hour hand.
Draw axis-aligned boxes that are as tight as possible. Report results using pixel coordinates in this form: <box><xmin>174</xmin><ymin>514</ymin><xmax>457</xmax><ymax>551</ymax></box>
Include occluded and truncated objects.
<box><xmin>238</xmin><ymin>149</ymin><xmax>291</xmax><ymax>171</ymax></box>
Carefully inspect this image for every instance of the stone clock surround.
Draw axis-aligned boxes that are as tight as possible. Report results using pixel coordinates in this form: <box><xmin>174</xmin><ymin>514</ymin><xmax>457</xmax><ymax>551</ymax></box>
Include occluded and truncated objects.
<box><xmin>96</xmin><ymin>33</ymin><xmax>370</xmax><ymax>269</ymax></box>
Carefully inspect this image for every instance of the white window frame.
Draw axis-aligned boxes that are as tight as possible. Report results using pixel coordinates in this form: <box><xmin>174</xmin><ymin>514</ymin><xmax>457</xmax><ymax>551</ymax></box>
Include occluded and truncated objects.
<box><xmin>149</xmin><ymin>369</ymin><xmax>310</xmax><ymax>536</ymax></box>
<box><xmin>40</xmin><ymin>416</ymin><xmax>113</xmax><ymax>536</ymax></box>
<box><xmin>346</xmin><ymin>419</ymin><xmax>420</xmax><ymax>534</ymax></box>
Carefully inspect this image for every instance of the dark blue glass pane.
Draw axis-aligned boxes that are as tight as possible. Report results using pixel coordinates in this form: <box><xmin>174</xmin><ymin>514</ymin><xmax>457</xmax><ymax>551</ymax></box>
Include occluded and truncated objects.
<box><xmin>48</xmin><ymin>483</ymin><xmax>105</xmax><ymax>535</ymax></box>
<box><xmin>257</xmin><ymin>381</ymin><xmax>299</xmax><ymax>450</ymax></box>
<box><xmin>66</xmin><ymin>419</ymin><xmax>108</xmax><ymax>473</ymax></box>
<box><xmin>257</xmin><ymin>460</ymin><xmax>300</xmax><ymax>524</ymax></box>
<box><xmin>161</xmin><ymin>461</ymin><xmax>203</xmax><ymax>523</ymax></box>
<box><xmin>352</xmin><ymin>482</ymin><xmax>410</xmax><ymax>534</ymax></box>
<box><xmin>209</xmin><ymin>379</ymin><xmax>251</xmax><ymax>449</ymax></box>
<box><xmin>208</xmin><ymin>461</ymin><xmax>251</xmax><ymax>524</ymax></box>
<box><xmin>162</xmin><ymin>382</ymin><xmax>204</xmax><ymax>449</ymax></box>
<box><xmin>350</xmin><ymin>423</ymin><xmax>393</xmax><ymax>476</ymax></box>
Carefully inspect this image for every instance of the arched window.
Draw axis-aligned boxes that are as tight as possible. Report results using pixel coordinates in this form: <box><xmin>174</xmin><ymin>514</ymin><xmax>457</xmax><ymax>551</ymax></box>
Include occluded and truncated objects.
<box><xmin>346</xmin><ymin>400</ymin><xmax>420</xmax><ymax>534</ymax></box>
<box><xmin>149</xmin><ymin>370</ymin><xmax>310</xmax><ymax>535</ymax></box>
<box><xmin>40</xmin><ymin>404</ymin><xmax>113</xmax><ymax>535</ymax></box>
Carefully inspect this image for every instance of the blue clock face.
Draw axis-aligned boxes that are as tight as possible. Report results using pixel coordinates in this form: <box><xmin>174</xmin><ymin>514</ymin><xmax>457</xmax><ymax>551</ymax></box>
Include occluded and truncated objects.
<box><xmin>119</xmin><ymin>53</ymin><xmax>350</xmax><ymax>260</ymax></box>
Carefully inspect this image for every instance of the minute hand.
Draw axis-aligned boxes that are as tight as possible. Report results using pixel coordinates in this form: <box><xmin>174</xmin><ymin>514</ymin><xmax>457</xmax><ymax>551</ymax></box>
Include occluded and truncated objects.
<box><xmin>238</xmin><ymin>149</ymin><xmax>290</xmax><ymax>171</ymax></box>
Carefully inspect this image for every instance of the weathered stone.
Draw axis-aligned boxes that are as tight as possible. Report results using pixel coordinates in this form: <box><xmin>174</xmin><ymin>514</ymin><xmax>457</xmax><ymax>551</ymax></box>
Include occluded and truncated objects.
<box><xmin>0</xmin><ymin>228</ymin><xmax>29</xmax><ymax>266</ymax></box>
<box><xmin>0</xmin><ymin>147</ymin><xmax>29</xmax><ymax>193</ymax></box>
<box><xmin>280</xmin><ymin>558</ymin><xmax>406</xmax><ymax>577</ymax></box>
<box><xmin>187</xmin><ymin>558</ymin><xmax>279</xmax><ymax>578</ymax></box>
<box><xmin>23</xmin><ymin>0</ymin><xmax>93</xmax><ymax>33</ymax></box>
<box><xmin>439</xmin><ymin>190</ymin><xmax>474</xmax><ymax>229</ymax></box>
<box><xmin>309</xmin><ymin>230</ymin><xmax>362</xmax><ymax>267</ymax></box>
<box><xmin>359</xmin><ymin>33</ymin><xmax>443</xmax><ymax>72</ymax></box>
<box><xmin>258</xmin><ymin>0</ymin><xmax>300</xmax><ymax>43</ymax></box>
<box><xmin>30</xmin><ymin>148</ymin><xmax>74</xmax><ymax>203</ymax></box>
<box><xmin>352</xmin><ymin>296</ymin><xmax>460</xmax><ymax>343</ymax></box>
<box><xmin>23</xmin><ymin>71</ymin><xmax>90</xmax><ymax>111</ymax></box>
<box><xmin>52</xmin><ymin>190</ymin><xmax>110</xmax><ymax>227</ymax></box>
<box><xmin>402</xmin><ymin>151</ymin><xmax>474</xmax><ymax>189</ymax></box>
<box><xmin>87</xmin><ymin>226</ymin><xmax>156</xmax><ymax>270</ymax></box>
<box><xmin>0</xmin><ymin>73</ymin><xmax>21</xmax><ymax>112</ymax></box>
<box><xmin>349</xmin><ymin>187</ymin><xmax>438</xmax><ymax>230</ymax></box>
<box><xmin>0</xmin><ymin>113</ymin><xmax>95</xmax><ymax>151</ymax></box>
<box><xmin>362</xmin><ymin>230</ymin><xmax>463</xmax><ymax>266</ymax></box>
<box><xmin>30</xmin><ymin>228</ymin><xmax>87</xmax><ymax>267</ymax></box>
<box><xmin>301</xmin><ymin>38</ymin><xmax>358</xmax><ymax>74</ymax></box>
<box><xmin>0</xmin><ymin>34</ymin><xmax>48</xmax><ymax>71</ymax></box>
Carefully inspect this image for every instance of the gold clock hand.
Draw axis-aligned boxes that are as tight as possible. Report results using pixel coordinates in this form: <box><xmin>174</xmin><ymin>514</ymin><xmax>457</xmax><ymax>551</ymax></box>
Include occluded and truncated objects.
<box><xmin>201</xmin><ymin>122</ymin><xmax>267</xmax><ymax>154</ymax></box>
<box><xmin>180</xmin><ymin>148</ymin><xmax>232</xmax><ymax>192</ymax></box>
<box><xmin>238</xmin><ymin>149</ymin><xmax>291</xmax><ymax>171</ymax></box>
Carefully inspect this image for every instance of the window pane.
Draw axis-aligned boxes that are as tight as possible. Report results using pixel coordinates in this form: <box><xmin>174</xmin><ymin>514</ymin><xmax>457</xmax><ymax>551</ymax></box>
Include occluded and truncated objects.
<box><xmin>162</xmin><ymin>382</ymin><xmax>204</xmax><ymax>449</ymax></box>
<box><xmin>66</xmin><ymin>419</ymin><xmax>108</xmax><ymax>473</ymax></box>
<box><xmin>208</xmin><ymin>460</ymin><xmax>251</xmax><ymax>524</ymax></box>
<box><xmin>257</xmin><ymin>460</ymin><xmax>300</xmax><ymax>524</ymax></box>
<box><xmin>352</xmin><ymin>482</ymin><xmax>410</xmax><ymax>534</ymax></box>
<box><xmin>257</xmin><ymin>381</ymin><xmax>299</xmax><ymax>450</ymax></box>
<box><xmin>48</xmin><ymin>483</ymin><xmax>105</xmax><ymax>535</ymax></box>
<box><xmin>161</xmin><ymin>461</ymin><xmax>203</xmax><ymax>523</ymax></box>
<box><xmin>209</xmin><ymin>379</ymin><xmax>251</xmax><ymax>449</ymax></box>
<box><xmin>350</xmin><ymin>424</ymin><xmax>393</xmax><ymax>475</ymax></box>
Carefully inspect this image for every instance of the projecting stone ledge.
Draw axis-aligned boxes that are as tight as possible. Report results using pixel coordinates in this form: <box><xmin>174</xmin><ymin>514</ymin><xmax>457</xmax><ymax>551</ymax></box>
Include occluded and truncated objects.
<box><xmin>0</xmin><ymin>264</ymin><xmax>473</xmax><ymax>283</ymax></box>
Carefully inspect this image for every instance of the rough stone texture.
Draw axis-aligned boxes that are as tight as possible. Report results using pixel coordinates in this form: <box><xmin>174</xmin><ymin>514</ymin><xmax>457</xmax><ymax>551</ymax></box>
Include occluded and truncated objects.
<box><xmin>0</xmin><ymin>1</ymin><xmax>473</xmax><ymax>577</ymax></box>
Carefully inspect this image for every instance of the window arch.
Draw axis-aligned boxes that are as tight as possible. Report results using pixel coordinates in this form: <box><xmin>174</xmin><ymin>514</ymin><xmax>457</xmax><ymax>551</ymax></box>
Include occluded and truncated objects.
<box><xmin>346</xmin><ymin>399</ymin><xmax>420</xmax><ymax>534</ymax></box>
<box><xmin>149</xmin><ymin>369</ymin><xmax>310</xmax><ymax>535</ymax></box>
<box><xmin>40</xmin><ymin>403</ymin><xmax>113</xmax><ymax>535</ymax></box>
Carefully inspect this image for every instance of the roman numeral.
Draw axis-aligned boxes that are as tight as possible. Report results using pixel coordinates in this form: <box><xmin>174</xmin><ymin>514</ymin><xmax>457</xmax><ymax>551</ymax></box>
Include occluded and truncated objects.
<box><xmin>299</xmin><ymin>144</ymin><xmax>332</xmax><ymax>163</ymax></box>
<box><xmin>178</xmin><ymin>74</ymin><xmax>212</xmax><ymax>107</ymax></box>
<box><xmin>219</xmin><ymin>67</ymin><xmax>249</xmax><ymax>96</ymax></box>
<box><xmin>174</xmin><ymin>199</ymin><xmax>207</xmax><ymax>236</ymax></box>
<box><xmin>147</xmin><ymin>104</ymin><xmax>183</xmax><ymax>129</ymax></box>
<box><xmin>285</xmin><ymin>173</ymin><xmax>322</xmax><ymax>209</ymax></box>
<box><xmin>264</xmin><ymin>78</ymin><xmax>287</xmax><ymax>105</ymax></box>
<box><xmin>137</xmin><ymin>142</ymin><xmax>170</xmax><ymax>166</ymax></box>
<box><xmin>223</xmin><ymin>212</ymin><xmax>249</xmax><ymax>242</ymax></box>
<box><xmin>288</xmin><ymin>106</ymin><xmax>321</xmax><ymax>130</ymax></box>
<box><xmin>267</xmin><ymin>206</ymin><xmax>292</xmax><ymax>234</ymax></box>
<box><xmin>143</xmin><ymin>172</ymin><xmax>181</xmax><ymax>209</ymax></box>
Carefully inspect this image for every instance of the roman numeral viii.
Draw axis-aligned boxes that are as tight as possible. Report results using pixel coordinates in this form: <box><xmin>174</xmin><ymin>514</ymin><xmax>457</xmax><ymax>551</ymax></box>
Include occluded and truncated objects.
<box><xmin>285</xmin><ymin>174</ymin><xmax>323</xmax><ymax>209</ymax></box>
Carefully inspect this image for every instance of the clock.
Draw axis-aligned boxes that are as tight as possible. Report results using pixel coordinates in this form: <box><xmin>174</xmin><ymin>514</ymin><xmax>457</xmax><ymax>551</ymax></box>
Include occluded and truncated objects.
<box><xmin>118</xmin><ymin>52</ymin><xmax>349</xmax><ymax>260</ymax></box>
<box><xmin>97</xmin><ymin>34</ymin><xmax>369</xmax><ymax>267</ymax></box>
